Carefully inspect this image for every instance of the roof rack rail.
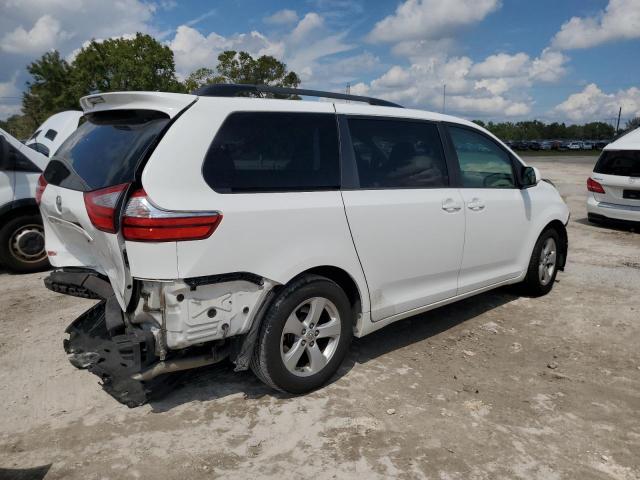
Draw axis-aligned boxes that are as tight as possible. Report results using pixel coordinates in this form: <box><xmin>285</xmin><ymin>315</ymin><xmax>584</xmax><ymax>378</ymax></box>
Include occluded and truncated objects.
<box><xmin>192</xmin><ymin>83</ymin><xmax>403</xmax><ymax>108</ymax></box>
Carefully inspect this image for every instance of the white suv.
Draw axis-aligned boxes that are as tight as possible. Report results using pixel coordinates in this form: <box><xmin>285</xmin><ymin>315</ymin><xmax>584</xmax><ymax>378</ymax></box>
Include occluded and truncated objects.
<box><xmin>39</xmin><ymin>85</ymin><xmax>569</xmax><ymax>406</ymax></box>
<box><xmin>587</xmin><ymin>127</ymin><xmax>640</xmax><ymax>225</ymax></box>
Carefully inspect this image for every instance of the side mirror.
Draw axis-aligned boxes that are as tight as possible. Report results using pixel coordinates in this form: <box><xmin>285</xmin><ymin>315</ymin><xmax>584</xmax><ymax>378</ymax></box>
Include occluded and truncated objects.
<box><xmin>0</xmin><ymin>135</ymin><xmax>10</xmax><ymax>170</ymax></box>
<box><xmin>520</xmin><ymin>166</ymin><xmax>540</xmax><ymax>188</ymax></box>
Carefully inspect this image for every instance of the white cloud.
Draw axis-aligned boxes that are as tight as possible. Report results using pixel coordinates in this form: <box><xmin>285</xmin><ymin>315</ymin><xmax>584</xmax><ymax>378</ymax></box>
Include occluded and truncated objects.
<box><xmin>0</xmin><ymin>0</ymin><xmax>156</xmax><ymax>57</ymax></box>
<box><xmin>367</xmin><ymin>0</ymin><xmax>500</xmax><ymax>44</ymax></box>
<box><xmin>168</xmin><ymin>12</ymin><xmax>354</xmax><ymax>84</ymax></box>
<box><xmin>264</xmin><ymin>9</ymin><xmax>298</xmax><ymax>25</ymax></box>
<box><xmin>554</xmin><ymin>83</ymin><xmax>640</xmax><ymax>122</ymax></box>
<box><xmin>168</xmin><ymin>26</ymin><xmax>283</xmax><ymax>79</ymax></box>
<box><xmin>552</xmin><ymin>0</ymin><xmax>640</xmax><ymax>50</ymax></box>
<box><xmin>351</xmin><ymin>45</ymin><xmax>568</xmax><ymax>118</ymax></box>
<box><xmin>529</xmin><ymin>48</ymin><xmax>568</xmax><ymax>82</ymax></box>
<box><xmin>1</xmin><ymin>14</ymin><xmax>72</xmax><ymax>54</ymax></box>
<box><xmin>470</xmin><ymin>53</ymin><xmax>530</xmax><ymax>78</ymax></box>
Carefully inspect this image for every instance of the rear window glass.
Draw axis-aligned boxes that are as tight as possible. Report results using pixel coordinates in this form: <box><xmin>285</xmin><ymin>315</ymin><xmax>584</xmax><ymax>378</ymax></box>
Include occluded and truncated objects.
<box><xmin>27</xmin><ymin>142</ymin><xmax>50</xmax><ymax>157</ymax></box>
<box><xmin>594</xmin><ymin>150</ymin><xmax>640</xmax><ymax>177</ymax></box>
<box><xmin>44</xmin><ymin>110</ymin><xmax>168</xmax><ymax>191</ymax></box>
<box><xmin>203</xmin><ymin>112</ymin><xmax>340</xmax><ymax>193</ymax></box>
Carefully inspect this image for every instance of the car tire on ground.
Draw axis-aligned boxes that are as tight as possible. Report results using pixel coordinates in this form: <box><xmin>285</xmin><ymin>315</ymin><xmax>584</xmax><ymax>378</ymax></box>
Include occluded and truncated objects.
<box><xmin>250</xmin><ymin>274</ymin><xmax>353</xmax><ymax>394</ymax></box>
<box><xmin>520</xmin><ymin>228</ymin><xmax>561</xmax><ymax>297</ymax></box>
<box><xmin>0</xmin><ymin>213</ymin><xmax>49</xmax><ymax>273</ymax></box>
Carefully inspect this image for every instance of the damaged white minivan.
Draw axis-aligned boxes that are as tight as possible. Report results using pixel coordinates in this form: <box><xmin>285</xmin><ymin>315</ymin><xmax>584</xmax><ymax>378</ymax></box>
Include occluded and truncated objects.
<box><xmin>40</xmin><ymin>85</ymin><xmax>569</xmax><ymax>406</ymax></box>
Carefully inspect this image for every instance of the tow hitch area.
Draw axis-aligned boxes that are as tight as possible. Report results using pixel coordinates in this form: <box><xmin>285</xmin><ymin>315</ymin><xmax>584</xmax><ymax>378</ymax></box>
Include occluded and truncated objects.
<box><xmin>63</xmin><ymin>301</ymin><xmax>172</xmax><ymax>407</ymax></box>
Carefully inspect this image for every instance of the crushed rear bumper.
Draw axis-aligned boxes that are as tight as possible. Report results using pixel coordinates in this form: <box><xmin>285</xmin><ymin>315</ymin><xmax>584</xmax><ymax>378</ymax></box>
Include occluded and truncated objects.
<box><xmin>63</xmin><ymin>301</ymin><xmax>169</xmax><ymax>407</ymax></box>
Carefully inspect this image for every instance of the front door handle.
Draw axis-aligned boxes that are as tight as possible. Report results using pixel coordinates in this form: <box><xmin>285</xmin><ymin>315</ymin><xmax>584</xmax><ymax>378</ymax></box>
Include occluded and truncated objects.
<box><xmin>442</xmin><ymin>198</ymin><xmax>462</xmax><ymax>213</ymax></box>
<box><xmin>467</xmin><ymin>198</ymin><xmax>485</xmax><ymax>211</ymax></box>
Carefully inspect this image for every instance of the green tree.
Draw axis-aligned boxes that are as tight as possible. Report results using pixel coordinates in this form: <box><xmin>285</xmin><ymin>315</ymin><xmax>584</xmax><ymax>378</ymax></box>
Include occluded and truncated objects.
<box><xmin>183</xmin><ymin>67</ymin><xmax>224</xmax><ymax>93</ymax></box>
<box><xmin>184</xmin><ymin>50</ymin><xmax>300</xmax><ymax>93</ymax></box>
<box><xmin>0</xmin><ymin>114</ymin><xmax>37</xmax><ymax>140</ymax></box>
<box><xmin>625</xmin><ymin>117</ymin><xmax>640</xmax><ymax>132</ymax></box>
<box><xmin>70</xmin><ymin>33</ymin><xmax>184</xmax><ymax>98</ymax></box>
<box><xmin>22</xmin><ymin>51</ymin><xmax>75</xmax><ymax>127</ymax></box>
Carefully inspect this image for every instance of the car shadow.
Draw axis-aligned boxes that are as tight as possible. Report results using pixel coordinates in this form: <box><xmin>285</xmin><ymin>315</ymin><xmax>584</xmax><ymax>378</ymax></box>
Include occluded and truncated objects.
<box><xmin>150</xmin><ymin>287</ymin><xmax>519</xmax><ymax>413</ymax></box>
<box><xmin>574</xmin><ymin>216</ymin><xmax>639</xmax><ymax>233</ymax></box>
<box><xmin>0</xmin><ymin>465</ymin><xmax>51</xmax><ymax>480</ymax></box>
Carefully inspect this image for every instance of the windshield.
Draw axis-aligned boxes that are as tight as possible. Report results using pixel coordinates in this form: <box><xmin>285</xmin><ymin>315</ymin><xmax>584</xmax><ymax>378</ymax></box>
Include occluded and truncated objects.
<box><xmin>44</xmin><ymin>109</ymin><xmax>169</xmax><ymax>191</ymax></box>
<box><xmin>594</xmin><ymin>150</ymin><xmax>640</xmax><ymax>177</ymax></box>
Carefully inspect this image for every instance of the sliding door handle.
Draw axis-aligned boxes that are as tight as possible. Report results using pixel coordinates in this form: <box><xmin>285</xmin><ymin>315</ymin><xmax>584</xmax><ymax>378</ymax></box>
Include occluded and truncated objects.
<box><xmin>442</xmin><ymin>198</ymin><xmax>462</xmax><ymax>212</ymax></box>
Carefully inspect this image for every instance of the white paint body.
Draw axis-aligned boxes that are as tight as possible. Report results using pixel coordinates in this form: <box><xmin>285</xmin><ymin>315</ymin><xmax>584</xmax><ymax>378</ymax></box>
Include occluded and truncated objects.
<box><xmin>25</xmin><ymin>111</ymin><xmax>83</xmax><ymax>158</ymax></box>
<box><xmin>587</xmin><ymin>128</ymin><xmax>640</xmax><ymax>223</ymax></box>
<box><xmin>41</xmin><ymin>92</ymin><xmax>570</xmax><ymax>349</ymax></box>
<box><xmin>0</xmin><ymin>127</ymin><xmax>48</xmax><ymax>208</ymax></box>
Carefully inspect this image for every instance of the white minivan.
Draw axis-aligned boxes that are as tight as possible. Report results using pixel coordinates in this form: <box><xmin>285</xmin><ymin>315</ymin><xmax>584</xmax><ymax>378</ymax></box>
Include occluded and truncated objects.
<box><xmin>587</xmin><ymin>127</ymin><xmax>640</xmax><ymax>225</ymax></box>
<box><xmin>40</xmin><ymin>85</ymin><xmax>570</xmax><ymax>406</ymax></box>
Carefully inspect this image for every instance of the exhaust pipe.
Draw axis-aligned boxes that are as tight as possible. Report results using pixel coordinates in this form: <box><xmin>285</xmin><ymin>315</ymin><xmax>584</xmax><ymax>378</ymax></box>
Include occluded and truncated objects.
<box><xmin>132</xmin><ymin>350</ymin><xmax>228</xmax><ymax>382</ymax></box>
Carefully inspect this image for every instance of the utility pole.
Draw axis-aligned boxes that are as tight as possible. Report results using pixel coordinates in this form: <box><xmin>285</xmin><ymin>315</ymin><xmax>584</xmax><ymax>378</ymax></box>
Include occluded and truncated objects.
<box><xmin>442</xmin><ymin>84</ymin><xmax>446</xmax><ymax>114</ymax></box>
<box><xmin>346</xmin><ymin>83</ymin><xmax>351</xmax><ymax>103</ymax></box>
<box><xmin>616</xmin><ymin>106</ymin><xmax>622</xmax><ymax>135</ymax></box>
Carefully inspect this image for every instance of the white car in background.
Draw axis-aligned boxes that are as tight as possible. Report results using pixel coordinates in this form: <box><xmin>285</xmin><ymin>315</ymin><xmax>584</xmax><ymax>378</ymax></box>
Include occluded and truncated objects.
<box><xmin>587</xmin><ymin>127</ymin><xmax>640</xmax><ymax>225</ymax></box>
<box><xmin>0</xmin><ymin>128</ymin><xmax>49</xmax><ymax>272</ymax></box>
<box><xmin>0</xmin><ymin>112</ymin><xmax>82</xmax><ymax>272</ymax></box>
<box><xmin>568</xmin><ymin>141</ymin><xmax>582</xmax><ymax>150</ymax></box>
<box><xmin>39</xmin><ymin>85</ymin><xmax>570</xmax><ymax>406</ymax></box>
<box><xmin>25</xmin><ymin>110</ymin><xmax>83</xmax><ymax>158</ymax></box>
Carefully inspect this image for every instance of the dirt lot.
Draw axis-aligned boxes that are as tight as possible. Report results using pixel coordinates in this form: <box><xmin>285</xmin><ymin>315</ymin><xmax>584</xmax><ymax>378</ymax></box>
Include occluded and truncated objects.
<box><xmin>1</xmin><ymin>156</ymin><xmax>639</xmax><ymax>480</ymax></box>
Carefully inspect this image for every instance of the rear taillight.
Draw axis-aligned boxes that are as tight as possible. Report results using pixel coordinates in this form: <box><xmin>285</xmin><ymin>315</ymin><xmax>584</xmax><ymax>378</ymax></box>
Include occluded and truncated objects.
<box><xmin>84</xmin><ymin>183</ymin><xmax>129</xmax><ymax>233</ymax></box>
<box><xmin>35</xmin><ymin>174</ymin><xmax>47</xmax><ymax>205</ymax></box>
<box><xmin>122</xmin><ymin>189</ymin><xmax>221</xmax><ymax>242</ymax></box>
<box><xmin>587</xmin><ymin>177</ymin><xmax>605</xmax><ymax>194</ymax></box>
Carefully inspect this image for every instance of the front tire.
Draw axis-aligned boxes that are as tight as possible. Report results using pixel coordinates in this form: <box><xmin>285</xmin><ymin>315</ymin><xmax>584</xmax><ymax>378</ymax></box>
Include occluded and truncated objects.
<box><xmin>0</xmin><ymin>213</ymin><xmax>49</xmax><ymax>273</ymax></box>
<box><xmin>250</xmin><ymin>274</ymin><xmax>353</xmax><ymax>394</ymax></box>
<box><xmin>520</xmin><ymin>228</ymin><xmax>560</xmax><ymax>297</ymax></box>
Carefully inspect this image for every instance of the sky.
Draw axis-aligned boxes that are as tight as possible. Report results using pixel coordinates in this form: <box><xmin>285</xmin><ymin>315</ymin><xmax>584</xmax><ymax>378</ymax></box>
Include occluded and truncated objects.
<box><xmin>1</xmin><ymin>0</ymin><xmax>640</xmax><ymax>125</ymax></box>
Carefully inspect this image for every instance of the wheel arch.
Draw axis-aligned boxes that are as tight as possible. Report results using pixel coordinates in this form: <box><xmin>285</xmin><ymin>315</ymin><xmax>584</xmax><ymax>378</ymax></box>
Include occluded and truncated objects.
<box><xmin>539</xmin><ymin>219</ymin><xmax>568</xmax><ymax>271</ymax></box>
<box><xmin>0</xmin><ymin>199</ymin><xmax>41</xmax><ymax>224</ymax></box>
<box><xmin>290</xmin><ymin>265</ymin><xmax>365</xmax><ymax>324</ymax></box>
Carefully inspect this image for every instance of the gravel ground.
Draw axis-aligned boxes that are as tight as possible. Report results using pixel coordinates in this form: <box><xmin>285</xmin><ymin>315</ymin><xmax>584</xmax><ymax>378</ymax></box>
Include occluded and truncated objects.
<box><xmin>0</xmin><ymin>156</ymin><xmax>639</xmax><ymax>480</ymax></box>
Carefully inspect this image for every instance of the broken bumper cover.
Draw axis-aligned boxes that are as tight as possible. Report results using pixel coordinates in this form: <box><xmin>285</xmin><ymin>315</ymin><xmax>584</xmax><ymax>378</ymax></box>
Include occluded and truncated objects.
<box><xmin>63</xmin><ymin>301</ymin><xmax>173</xmax><ymax>407</ymax></box>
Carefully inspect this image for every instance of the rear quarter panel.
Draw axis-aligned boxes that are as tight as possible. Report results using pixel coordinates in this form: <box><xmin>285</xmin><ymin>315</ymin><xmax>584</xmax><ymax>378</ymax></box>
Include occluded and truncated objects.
<box><xmin>138</xmin><ymin>98</ymin><xmax>370</xmax><ymax>312</ymax></box>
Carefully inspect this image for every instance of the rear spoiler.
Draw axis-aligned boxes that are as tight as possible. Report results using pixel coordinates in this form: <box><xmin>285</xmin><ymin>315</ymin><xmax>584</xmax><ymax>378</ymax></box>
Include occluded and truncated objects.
<box><xmin>79</xmin><ymin>92</ymin><xmax>197</xmax><ymax>118</ymax></box>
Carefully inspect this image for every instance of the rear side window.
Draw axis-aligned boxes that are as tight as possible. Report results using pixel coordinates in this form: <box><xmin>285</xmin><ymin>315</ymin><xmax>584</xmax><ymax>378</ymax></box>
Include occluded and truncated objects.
<box><xmin>203</xmin><ymin>112</ymin><xmax>340</xmax><ymax>193</ymax></box>
<box><xmin>449</xmin><ymin>126</ymin><xmax>515</xmax><ymax>188</ymax></box>
<box><xmin>347</xmin><ymin>118</ymin><xmax>448</xmax><ymax>189</ymax></box>
<box><xmin>0</xmin><ymin>136</ymin><xmax>41</xmax><ymax>172</ymax></box>
<box><xmin>44</xmin><ymin>110</ymin><xmax>169</xmax><ymax>191</ymax></box>
<box><xmin>594</xmin><ymin>150</ymin><xmax>640</xmax><ymax>177</ymax></box>
<box><xmin>44</xmin><ymin>129</ymin><xmax>57</xmax><ymax>141</ymax></box>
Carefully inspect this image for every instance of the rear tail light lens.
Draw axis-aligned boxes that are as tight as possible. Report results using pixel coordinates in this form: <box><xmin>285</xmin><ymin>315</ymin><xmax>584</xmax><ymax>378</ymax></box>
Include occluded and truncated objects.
<box><xmin>587</xmin><ymin>177</ymin><xmax>605</xmax><ymax>194</ymax></box>
<box><xmin>35</xmin><ymin>174</ymin><xmax>48</xmax><ymax>205</ymax></box>
<box><xmin>84</xmin><ymin>183</ymin><xmax>129</xmax><ymax>233</ymax></box>
<box><xmin>122</xmin><ymin>189</ymin><xmax>221</xmax><ymax>242</ymax></box>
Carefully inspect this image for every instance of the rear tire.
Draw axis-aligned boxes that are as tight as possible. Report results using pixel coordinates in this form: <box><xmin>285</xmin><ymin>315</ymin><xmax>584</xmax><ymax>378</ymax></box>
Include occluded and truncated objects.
<box><xmin>250</xmin><ymin>274</ymin><xmax>352</xmax><ymax>394</ymax></box>
<box><xmin>0</xmin><ymin>213</ymin><xmax>49</xmax><ymax>273</ymax></box>
<box><xmin>520</xmin><ymin>228</ymin><xmax>560</xmax><ymax>297</ymax></box>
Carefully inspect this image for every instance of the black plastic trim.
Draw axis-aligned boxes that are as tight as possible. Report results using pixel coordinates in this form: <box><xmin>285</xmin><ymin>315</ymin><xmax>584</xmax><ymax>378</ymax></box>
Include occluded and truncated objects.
<box><xmin>184</xmin><ymin>271</ymin><xmax>264</xmax><ymax>290</ymax></box>
<box><xmin>193</xmin><ymin>83</ymin><xmax>403</xmax><ymax>108</ymax></box>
